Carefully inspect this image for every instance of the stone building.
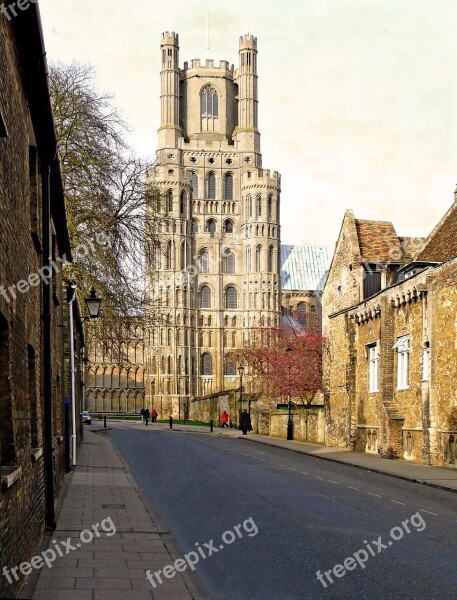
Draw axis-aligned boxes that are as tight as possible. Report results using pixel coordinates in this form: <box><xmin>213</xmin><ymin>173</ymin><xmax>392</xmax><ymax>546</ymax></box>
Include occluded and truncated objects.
<box><xmin>0</xmin><ymin>7</ymin><xmax>83</xmax><ymax>597</ymax></box>
<box><xmin>323</xmin><ymin>199</ymin><xmax>457</xmax><ymax>466</ymax></box>
<box><xmin>85</xmin><ymin>319</ymin><xmax>145</xmax><ymax>415</ymax></box>
<box><xmin>145</xmin><ymin>32</ymin><xmax>282</xmax><ymax>418</ymax></box>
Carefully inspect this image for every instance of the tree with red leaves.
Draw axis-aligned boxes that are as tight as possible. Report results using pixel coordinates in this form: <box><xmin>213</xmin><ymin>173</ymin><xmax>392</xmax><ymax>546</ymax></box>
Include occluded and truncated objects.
<box><xmin>236</xmin><ymin>322</ymin><xmax>324</xmax><ymax>406</ymax></box>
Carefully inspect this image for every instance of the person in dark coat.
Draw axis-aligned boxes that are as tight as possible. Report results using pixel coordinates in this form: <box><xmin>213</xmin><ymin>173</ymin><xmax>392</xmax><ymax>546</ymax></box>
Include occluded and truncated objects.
<box><xmin>140</xmin><ymin>408</ymin><xmax>145</xmax><ymax>423</ymax></box>
<box><xmin>144</xmin><ymin>408</ymin><xmax>150</xmax><ymax>426</ymax></box>
<box><xmin>239</xmin><ymin>410</ymin><xmax>252</xmax><ymax>435</ymax></box>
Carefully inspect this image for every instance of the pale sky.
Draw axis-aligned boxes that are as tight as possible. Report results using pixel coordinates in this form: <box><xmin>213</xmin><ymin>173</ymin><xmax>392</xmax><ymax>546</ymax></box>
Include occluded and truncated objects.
<box><xmin>39</xmin><ymin>0</ymin><xmax>457</xmax><ymax>248</ymax></box>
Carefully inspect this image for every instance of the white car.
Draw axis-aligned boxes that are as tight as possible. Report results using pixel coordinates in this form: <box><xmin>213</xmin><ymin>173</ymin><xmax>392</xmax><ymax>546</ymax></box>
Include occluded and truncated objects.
<box><xmin>82</xmin><ymin>410</ymin><xmax>91</xmax><ymax>425</ymax></box>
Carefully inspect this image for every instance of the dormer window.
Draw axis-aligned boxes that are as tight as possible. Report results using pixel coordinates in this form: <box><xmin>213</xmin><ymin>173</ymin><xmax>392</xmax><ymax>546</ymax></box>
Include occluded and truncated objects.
<box><xmin>201</xmin><ymin>85</ymin><xmax>219</xmax><ymax>117</ymax></box>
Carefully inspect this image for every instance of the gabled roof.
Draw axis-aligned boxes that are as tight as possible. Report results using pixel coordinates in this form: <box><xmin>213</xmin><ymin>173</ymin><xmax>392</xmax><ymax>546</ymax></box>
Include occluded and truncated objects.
<box><xmin>281</xmin><ymin>245</ymin><xmax>332</xmax><ymax>291</ymax></box>
<box><xmin>415</xmin><ymin>198</ymin><xmax>457</xmax><ymax>263</ymax></box>
<box><xmin>354</xmin><ymin>219</ymin><xmax>403</xmax><ymax>263</ymax></box>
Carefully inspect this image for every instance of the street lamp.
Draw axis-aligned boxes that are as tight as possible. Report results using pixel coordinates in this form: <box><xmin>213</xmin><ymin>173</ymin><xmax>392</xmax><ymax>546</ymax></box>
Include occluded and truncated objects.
<box><xmin>84</xmin><ymin>287</ymin><xmax>103</xmax><ymax>319</ymax></box>
<box><xmin>286</xmin><ymin>347</ymin><xmax>293</xmax><ymax>440</ymax></box>
<box><xmin>238</xmin><ymin>365</ymin><xmax>245</xmax><ymax>429</ymax></box>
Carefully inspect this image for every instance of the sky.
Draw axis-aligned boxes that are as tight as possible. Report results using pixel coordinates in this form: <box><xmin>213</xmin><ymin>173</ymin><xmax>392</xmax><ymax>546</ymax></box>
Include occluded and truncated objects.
<box><xmin>38</xmin><ymin>0</ymin><xmax>457</xmax><ymax>249</ymax></box>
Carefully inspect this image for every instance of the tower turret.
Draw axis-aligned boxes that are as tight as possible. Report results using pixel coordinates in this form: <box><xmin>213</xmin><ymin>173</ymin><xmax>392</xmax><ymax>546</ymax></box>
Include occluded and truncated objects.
<box><xmin>159</xmin><ymin>31</ymin><xmax>181</xmax><ymax>148</ymax></box>
<box><xmin>234</xmin><ymin>34</ymin><xmax>260</xmax><ymax>153</ymax></box>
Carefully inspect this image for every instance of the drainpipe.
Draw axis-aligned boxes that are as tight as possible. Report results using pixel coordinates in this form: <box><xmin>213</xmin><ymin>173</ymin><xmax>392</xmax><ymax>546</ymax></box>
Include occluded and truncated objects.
<box><xmin>67</xmin><ymin>285</ymin><xmax>77</xmax><ymax>466</ymax></box>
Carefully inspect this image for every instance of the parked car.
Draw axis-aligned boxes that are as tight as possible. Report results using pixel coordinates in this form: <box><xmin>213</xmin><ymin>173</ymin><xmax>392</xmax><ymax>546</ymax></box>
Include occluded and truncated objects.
<box><xmin>82</xmin><ymin>410</ymin><xmax>91</xmax><ymax>425</ymax></box>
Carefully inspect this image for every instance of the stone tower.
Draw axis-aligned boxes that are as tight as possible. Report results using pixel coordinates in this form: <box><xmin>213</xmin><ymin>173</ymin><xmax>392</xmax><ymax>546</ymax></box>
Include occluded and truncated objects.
<box><xmin>145</xmin><ymin>32</ymin><xmax>281</xmax><ymax>418</ymax></box>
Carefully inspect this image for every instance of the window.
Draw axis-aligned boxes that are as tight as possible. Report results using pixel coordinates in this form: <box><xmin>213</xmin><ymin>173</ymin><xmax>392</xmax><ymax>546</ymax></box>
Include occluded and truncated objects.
<box><xmin>256</xmin><ymin>195</ymin><xmax>262</xmax><ymax>218</ymax></box>
<box><xmin>224</xmin><ymin>220</ymin><xmax>234</xmax><ymax>234</ymax></box>
<box><xmin>297</xmin><ymin>302</ymin><xmax>307</xmax><ymax>325</ymax></box>
<box><xmin>224</xmin><ymin>173</ymin><xmax>234</xmax><ymax>200</ymax></box>
<box><xmin>363</xmin><ymin>264</ymin><xmax>382</xmax><ymax>299</ymax></box>
<box><xmin>206</xmin><ymin>219</ymin><xmax>216</xmax><ymax>236</ymax></box>
<box><xmin>226</xmin><ymin>286</ymin><xmax>237</xmax><ymax>310</ymax></box>
<box><xmin>192</xmin><ymin>219</ymin><xmax>198</xmax><ymax>233</ymax></box>
<box><xmin>224</xmin><ymin>250</ymin><xmax>235</xmax><ymax>274</ymax></box>
<box><xmin>423</xmin><ymin>343</ymin><xmax>430</xmax><ymax>381</ymax></box>
<box><xmin>255</xmin><ymin>246</ymin><xmax>261</xmax><ymax>271</ymax></box>
<box><xmin>200</xmin><ymin>250</ymin><xmax>210</xmax><ymax>273</ymax></box>
<box><xmin>201</xmin><ymin>353</ymin><xmax>213</xmax><ymax>375</ymax></box>
<box><xmin>200</xmin><ymin>285</ymin><xmax>211</xmax><ymax>309</ymax></box>
<box><xmin>368</xmin><ymin>344</ymin><xmax>380</xmax><ymax>393</ymax></box>
<box><xmin>246</xmin><ymin>195</ymin><xmax>252</xmax><ymax>218</ymax></box>
<box><xmin>166</xmin><ymin>240</ymin><xmax>173</xmax><ymax>270</ymax></box>
<box><xmin>191</xmin><ymin>172</ymin><xmax>198</xmax><ymax>197</ymax></box>
<box><xmin>225</xmin><ymin>359</ymin><xmax>237</xmax><ymax>376</ymax></box>
<box><xmin>267</xmin><ymin>195</ymin><xmax>272</xmax><ymax>221</ymax></box>
<box><xmin>180</xmin><ymin>241</ymin><xmax>186</xmax><ymax>269</ymax></box>
<box><xmin>201</xmin><ymin>85</ymin><xmax>219</xmax><ymax>117</ymax></box>
<box><xmin>394</xmin><ymin>336</ymin><xmax>410</xmax><ymax>390</ymax></box>
<box><xmin>167</xmin><ymin>190</ymin><xmax>173</xmax><ymax>213</ymax></box>
<box><xmin>246</xmin><ymin>247</ymin><xmax>251</xmax><ymax>272</ymax></box>
<box><xmin>207</xmin><ymin>173</ymin><xmax>216</xmax><ymax>199</ymax></box>
<box><xmin>180</xmin><ymin>191</ymin><xmax>186</xmax><ymax>216</ymax></box>
<box><xmin>268</xmin><ymin>245</ymin><xmax>274</xmax><ymax>272</ymax></box>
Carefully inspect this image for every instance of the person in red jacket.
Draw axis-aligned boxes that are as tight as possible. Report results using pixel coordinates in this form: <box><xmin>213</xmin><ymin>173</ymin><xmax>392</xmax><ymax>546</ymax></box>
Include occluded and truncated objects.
<box><xmin>151</xmin><ymin>409</ymin><xmax>158</xmax><ymax>423</ymax></box>
<box><xmin>221</xmin><ymin>410</ymin><xmax>229</xmax><ymax>428</ymax></box>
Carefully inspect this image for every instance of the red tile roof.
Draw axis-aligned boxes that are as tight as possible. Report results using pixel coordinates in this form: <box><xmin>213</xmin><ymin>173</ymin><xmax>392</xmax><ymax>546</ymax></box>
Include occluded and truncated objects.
<box><xmin>415</xmin><ymin>201</ymin><xmax>457</xmax><ymax>263</ymax></box>
<box><xmin>355</xmin><ymin>219</ymin><xmax>405</xmax><ymax>263</ymax></box>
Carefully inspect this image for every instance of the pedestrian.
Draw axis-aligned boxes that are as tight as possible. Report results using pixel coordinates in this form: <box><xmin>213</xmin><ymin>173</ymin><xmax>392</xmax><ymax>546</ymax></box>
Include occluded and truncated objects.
<box><xmin>221</xmin><ymin>410</ymin><xmax>229</xmax><ymax>428</ymax></box>
<box><xmin>144</xmin><ymin>408</ymin><xmax>150</xmax><ymax>426</ymax></box>
<box><xmin>239</xmin><ymin>410</ymin><xmax>252</xmax><ymax>436</ymax></box>
<box><xmin>151</xmin><ymin>408</ymin><xmax>158</xmax><ymax>423</ymax></box>
<box><xmin>140</xmin><ymin>408</ymin><xmax>145</xmax><ymax>423</ymax></box>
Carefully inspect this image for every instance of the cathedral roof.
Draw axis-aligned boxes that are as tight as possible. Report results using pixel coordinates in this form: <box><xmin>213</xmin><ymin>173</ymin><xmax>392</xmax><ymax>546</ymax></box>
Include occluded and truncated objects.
<box><xmin>280</xmin><ymin>245</ymin><xmax>332</xmax><ymax>291</ymax></box>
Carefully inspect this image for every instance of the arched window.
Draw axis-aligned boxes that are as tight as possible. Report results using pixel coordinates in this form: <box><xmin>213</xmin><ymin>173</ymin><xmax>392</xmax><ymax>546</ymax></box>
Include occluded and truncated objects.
<box><xmin>180</xmin><ymin>241</ymin><xmax>186</xmax><ymax>269</ymax></box>
<box><xmin>246</xmin><ymin>247</ymin><xmax>251</xmax><ymax>272</ymax></box>
<box><xmin>246</xmin><ymin>195</ymin><xmax>252</xmax><ymax>219</ymax></box>
<box><xmin>268</xmin><ymin>245</ymin><xmax>274</xmax><ymax>272</ymax></box>
<box><xmin>167</xmin><ymin>190</ymin><xmax>173</xmax><ymax>213</ymax></box>
<box><xmin>180</xmin><ymin>191</ymin><xmax>186</xmax><ymax>216</ymax></box>
<box><xmin>201</xmin><ymin>353</ymin><xmax>213</xmax><ymax>375</ymax></box>
<box><xmin>166</xmin><ymin>240</ymin><xmax>173</xmax><ymax>270</ymax></box>
<box><xmin>256</xmin><ymin>194</ymin><xmax>262</xmax><ymax>218</ymax></box>
<box><xmin>201</xmin><ymin>85</ymin><xmax>219</xmax><ymax>117</ymax></box>
<box><xmin>224</xmin><ymin>173</ymin><xmax>234</xmax><ymax>200</ymax></box>
<box><xmin>200</xmin><ymin>250</ymin><xmax>210</xmax><ymax>273</ymax></box>
<box><xmin>268</xmin><ymin>195</ymin><xmax>273</xmax><ymax>220</ymax></box>
<box><xmin>224</xmin><ymin>250</ymin><xmax>235</xmax><ymax>274</ymax></box>
<box><xmin>206</xmin><ymin>219</ymin><xmax>216</xmax><ymax>236</ymax></box>
<box><xmin>191</xmin><ymin>172</ymin><xmax>198</xmax><ymax>197</ymax></box>
<box><xmin>224</xmin><ymin>220</ymin><xmax>234</xmax><ymax>234</ymax></box>
<box><xmin>200</xmin><ymin>285</ymin><xmax>211</xmax><ymax>309</ymax></box>
<box><xmin>225</xmin><ymin>358</ymin><xmax>237</xmax><ymax>376</ymax></box>
<box><xmin>255</xmin><ymin>245</ymin><xmax>261</xmax><ymax>271</ymax></box>
<box><xmin>226</xmin><ymin>286</ymin><xmax>237</xmax><ymax>310</ymax></box>
<box><xmin>207</xmin><ymin>173</ymin><xmax>216</xmax><ymax>199</ymax></box>
<box><xmin>297</xmin><ymin>302</ymin><xmax>307</xmax><ymax>326</ymax></box>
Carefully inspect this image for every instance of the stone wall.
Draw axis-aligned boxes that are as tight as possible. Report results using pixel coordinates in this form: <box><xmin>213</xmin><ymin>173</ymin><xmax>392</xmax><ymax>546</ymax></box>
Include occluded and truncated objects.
<box><xmin>269</xmin><ymin>408</ymin><xmax>325</xmax><ymax>443</ymax></box>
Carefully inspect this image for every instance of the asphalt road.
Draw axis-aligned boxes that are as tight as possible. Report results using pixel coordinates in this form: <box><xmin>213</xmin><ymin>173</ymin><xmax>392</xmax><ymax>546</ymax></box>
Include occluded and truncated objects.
<box><xmin>110</xmin><ymin>424</ymin><xmax>457</xmax><ymax>600</ymax></box>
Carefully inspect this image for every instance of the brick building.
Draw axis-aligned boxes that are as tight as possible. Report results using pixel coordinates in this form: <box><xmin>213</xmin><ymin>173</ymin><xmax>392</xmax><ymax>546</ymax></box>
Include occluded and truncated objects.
<box><xmin>0</xmin><ymin>7</ymin><xmax>83</xmax><ymax>596</ymax></box>
<box><xmin>323</xmin><ymin>197</ymin><xmax>457</xmax><ymax>466</ymax></box>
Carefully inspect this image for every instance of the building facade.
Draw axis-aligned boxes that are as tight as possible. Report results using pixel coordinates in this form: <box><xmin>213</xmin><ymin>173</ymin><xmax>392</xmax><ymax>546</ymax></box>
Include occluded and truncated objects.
<box><xmin>322</xmin><ymin>200</ymin><xmax>457</xmax><ymax>466</ymax></box>
<box><xmin>145</xmin><ymin>32</ymin><xmax>282</xmax><ymax>418</ymax></box>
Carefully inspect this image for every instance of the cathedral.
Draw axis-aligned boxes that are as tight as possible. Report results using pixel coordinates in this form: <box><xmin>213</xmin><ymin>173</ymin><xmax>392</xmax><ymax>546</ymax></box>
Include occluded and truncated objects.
<box><xmin>145</xmin><ymin>32</ymin><xmax>282</xmax><ymax>418</ymax></box>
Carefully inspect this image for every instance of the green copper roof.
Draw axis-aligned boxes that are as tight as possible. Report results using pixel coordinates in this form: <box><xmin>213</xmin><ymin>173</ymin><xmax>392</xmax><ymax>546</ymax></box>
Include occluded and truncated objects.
<box><xmin>280</xmin><ymin>245</ymin><xmax>332</xmax><ymax>291</ymax></box>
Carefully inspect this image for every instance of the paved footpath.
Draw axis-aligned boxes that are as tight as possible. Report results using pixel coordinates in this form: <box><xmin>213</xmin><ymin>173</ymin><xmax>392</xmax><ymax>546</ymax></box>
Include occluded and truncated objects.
<box><xmin>27</xmin><ymin>428</ymin><xmax>209</xmax><ymax>600</ymax></box>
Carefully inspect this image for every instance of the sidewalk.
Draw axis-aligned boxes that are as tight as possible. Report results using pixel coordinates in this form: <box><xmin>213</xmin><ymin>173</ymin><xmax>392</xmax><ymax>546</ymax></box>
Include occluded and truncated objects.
<box><xmin>28</xmin><ymin>429</ymin><xmax>209</xmax><ymax>600</ymax></box>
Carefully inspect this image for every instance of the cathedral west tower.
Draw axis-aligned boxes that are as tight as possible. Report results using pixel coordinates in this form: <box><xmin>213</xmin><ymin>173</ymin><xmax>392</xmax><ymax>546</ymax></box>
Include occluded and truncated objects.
<box><xmin>145</xmin><ymin>32</ymin><xmax>281</xmax><ymax>418</ymax></box>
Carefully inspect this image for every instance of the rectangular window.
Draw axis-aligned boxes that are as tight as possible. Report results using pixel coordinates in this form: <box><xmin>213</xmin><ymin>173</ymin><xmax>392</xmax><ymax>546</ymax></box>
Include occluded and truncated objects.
<box><xmin>368</xmin><ymin>343</ymin><xmax>379</xmax><ymax>393</ymax></box>
<box><xmin>393</xmin><ymin>336</ymin><xmax>410</xmax><ymax>390</ymax></box>
<box><xmin>363</xmin><ymin>264</ymin><xmax>382</xmax><ymax>299</ymax></box>
<box><xmin>422</xmin><ymin>344</ymin><xmax>430</xmax><ymax>382</ymax></box>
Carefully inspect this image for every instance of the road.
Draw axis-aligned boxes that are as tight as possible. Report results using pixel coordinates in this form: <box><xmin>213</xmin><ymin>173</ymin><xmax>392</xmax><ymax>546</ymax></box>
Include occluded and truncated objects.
<box><xmin>110</xmin><ymin>423</ymin><xmax>457</xmax><ymax>600</ymax></box>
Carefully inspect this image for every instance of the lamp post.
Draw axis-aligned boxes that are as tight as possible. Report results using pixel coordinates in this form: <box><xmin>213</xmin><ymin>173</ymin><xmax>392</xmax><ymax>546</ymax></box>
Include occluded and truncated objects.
<box><xmin>238</xmin><ymin>365</ymin><xmax>244</xmax><ymax>429</ymax></box>
<box><xmin>286</xmin><ymin>347</ymin><xmax>293</xmax><ymax>440</ymax></box>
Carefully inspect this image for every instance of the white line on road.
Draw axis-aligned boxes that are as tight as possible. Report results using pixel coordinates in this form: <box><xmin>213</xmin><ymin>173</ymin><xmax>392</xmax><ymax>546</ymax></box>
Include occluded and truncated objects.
<box><xmin>346</xmin><ymin>486</ymin><xmax>359</xmax><ymax>491</ymax></box>
<box><xmin>327</xmin><ymin>480</ymin><xmax>339</xmax><ymax>484</ymax></box>
<box><xmin>301</xmin><ymin>472</ymin><xmax>309</xmax><ymax>475</ymax></box>
<box><xmin>368</xmin><ymin>493</ymin><xmax>382</xmax><ymax>498</ymax></box>
<box><xmin>288</xmin><ymin>468</ymin><xmax>297</xmax><ymax>471</ymax></box>
<box><xmin>314</xmin><ymin>476</ymin><xmax>323</xmax><ymax>480</ymax></box>
<box><xmin>418</xmin><ymin>509</ymin><xmax>439</xmax><ymax>516</ymax></box>
<box><xmin>390</xmin><ymin>500</ymin><xmax>406</xmax><ymax>505</ymax></box>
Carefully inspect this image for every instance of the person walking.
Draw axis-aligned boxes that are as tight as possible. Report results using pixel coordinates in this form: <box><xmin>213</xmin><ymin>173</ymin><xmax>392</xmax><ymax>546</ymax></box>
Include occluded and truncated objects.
<box><xmin>144</xmin><ymin>408</ymin><xmax>150</xmax><ymax>426</ymax></box>
<box><xmin>221</xmin><ymin>410</ymin><xmax>229</xmax><ymax>428</ymax></box>
<box><xmin>140</xmin><ymin>408</ymin><xmax>145</xmax><ymax>424</ymax></box>
<box><xmin>151</xmin><ymin>409</ymin><xmax>158</xmax><ymax>423</ymax></box>
<box><xmin>239</xmin><ymin>410</ymin><xmax>252</xmax><ymax>436</ymax></box>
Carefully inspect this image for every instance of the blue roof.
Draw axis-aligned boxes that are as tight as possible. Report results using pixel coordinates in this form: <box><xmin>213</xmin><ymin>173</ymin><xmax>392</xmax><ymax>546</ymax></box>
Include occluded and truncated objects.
<box><xmin>280</xmin><ymin>245</ymin><xmax>333</xmax><ymax>291</ymax></box>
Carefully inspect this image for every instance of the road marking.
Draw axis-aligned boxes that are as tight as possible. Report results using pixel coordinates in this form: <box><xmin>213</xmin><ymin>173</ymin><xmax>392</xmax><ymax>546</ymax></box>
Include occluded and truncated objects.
<box><xmin>368</xmin><ymin>493</ymin><xmax>382</xmax><ymax>498</ymax></box>
<box><xmin>314</xmin><ymin>476</ymin><xmax>323</xmax><ymax>480</ymax></box>
<box><xmin>301</xmin><ymin>471</ymin><xmax>309</xmax><ymax>475</ymax></box>
<box><xmin>279</xmin><ymin>464</ymin><xmax>286</xmax><ymax>467</ymax></box>
<box><xmin>390</xmin><ymin>500</ymin><xmax>406</xmax><ymax>506</ymax></box>
<box><xmin>388</xmin><ymin>541</ymin><xmax>393</xmax><ymax>547</ymax></box>
<box><xmin>346</xmin><ymin>486</ymin><xmax>359</xmax><ymax>491</ymax></box>
<box><xmin>418</xmin><ymin>509</ymin><xmax>439</xmax><ymax>516</ymax></box>
<box><xmin>327</xmin><ymin>480</ymin><xmax>339</xmax><ymax>484</ymax></box>
<box><xmin>288</xmin><ymin>468</ymin><xmax>297</xmax><ymax>471</ymax></box>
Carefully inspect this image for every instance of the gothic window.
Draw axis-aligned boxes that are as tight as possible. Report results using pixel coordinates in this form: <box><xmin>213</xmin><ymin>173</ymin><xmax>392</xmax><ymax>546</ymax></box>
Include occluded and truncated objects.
<box><xmin>201</xmin><ymin>353</ymin><xmax>213</xmax><ymax>375</ymax></box>
<box><xmin>200</xmin><ymin>285</ymin><xmax>211</xmax><ymax>309</ymax></box>
<box><xmin>226</xmin><ymin>286</ymin><xmax>237</xmax><ymax>310</ymax></box>
<box><xmin>200</xmin><ymin>250</ymin><xmax>210</xmax><ymax>273</ymax></box>
<box><xmin>255</xmin><ymin>245</ymin><xmax>261</xmax><ymax>271</ymax></box>
<box><xmin>207</xmin><ymin>173</ymin><xmax>216</xmax><ymax>199</ymax></box>
<box><xmin>268</xmin><ymin>245</ymin><xmax>274</xmax><ymax>272</ymax></box>
<box><xmin>246</xmin><ymin>195</ymin><xmax>252</xmax><ymax>219</ymax></box>
<box><xmin>256</xmin><ymin>194</ymin><xmax>262</xmax><ymax>218</ymax></box>
<box><xmin>224</xmin><ymin>250</ymin><xmax>235</xmax><ymax>274</ymax></box>
<box><xmin>225</xmin><ymin>358</ymin><xmax>237</xmax><ymax>376</ymax></box>
<box><xmin>167</xmin><ymin>356</ymin><xmax>172</xmax><ymax>374</ymax></box>
<box><xmin>246</xmin><ymin>247</ymin><xmax>251</xmax><ymax>272</ymax></box>
<box><xmin>180</xmin><ymin>191</ymin><xmax>186</xmax><ymax>216</ymax></box>
<box><xmin>191</xmin><ymin>172</ymin><xmax>198</xmax><ymax>197</ymax></box>
<box><xmin>232</xmin><ymin>332</ymin><xmax>236</xmax><ymax>347</ymax></box>
<box><xmin>224</xmin><ymin>173</ymin><xmax>234</xmax><ymax>200</ymax></box>
<box><xmin>201</xmin><ymin>85</ymin><xmax>219</xmax><ymax>117</ymax></box>
<box><xmin>206</xmin><ymin>219</ymin><xmax>216</xmax><ymax>236</ymax></box>
<box><xmin>180</xmin><ymin>241</ymin><xmax>187</xmax><ymax>270</ymax></box>
<box><xmin>167</xmin><ymin>190</ymin><xmax>173</xmax><ymax>213</ymax></box>
<box><xmin>297</xmin><ymin>302</ymin><xmax>307</xmax><ymax>326</ymax></box>
<box><xmin>224</xmin><ymin>219</ymin><xmax>234</xmax><ymax>234</ymax></box>
<box><xmin>268</xmin><ymin>195</ymin><xmax>273</xmax><ymax>221</ymax></box>
<box><xmin>166</xmin><ymin>240</ymin><xmax>173</xmax><ymax>270</ymax></box>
